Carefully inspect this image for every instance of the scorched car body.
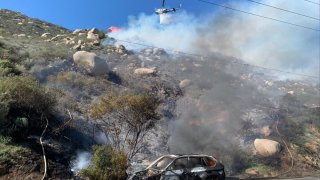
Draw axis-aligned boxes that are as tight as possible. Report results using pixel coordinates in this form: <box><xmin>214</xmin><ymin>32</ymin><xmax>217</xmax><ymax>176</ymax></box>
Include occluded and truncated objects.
<box><xmin>128</xmin><ymin>154</ymin><xmax>225</xmax><ymax>180</ymax></box>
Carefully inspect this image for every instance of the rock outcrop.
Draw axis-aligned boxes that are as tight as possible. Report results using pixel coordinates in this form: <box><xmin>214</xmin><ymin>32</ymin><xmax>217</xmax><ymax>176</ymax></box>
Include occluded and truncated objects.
<box><xmin>87</xmin><ymin>28</ymin><xmax>105</xmax><ymax>40</ymax></box>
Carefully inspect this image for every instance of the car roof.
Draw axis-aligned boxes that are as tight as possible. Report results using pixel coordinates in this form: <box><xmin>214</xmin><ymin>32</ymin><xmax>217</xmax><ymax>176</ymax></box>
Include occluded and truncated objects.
<box><xmin>162</xmin><ymin>154</ymin><xmax>214</xmax><ymax>159</ymax></box>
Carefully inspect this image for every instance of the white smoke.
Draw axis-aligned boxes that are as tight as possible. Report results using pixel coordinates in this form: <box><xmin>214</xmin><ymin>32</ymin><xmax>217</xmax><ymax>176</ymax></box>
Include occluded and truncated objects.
<box><xmin>94</xmin><ymin>131</ymin><xmax>109</xmax><ymax>144</ymax></box>
<box><xmin>71</xmin><ymin>151</ymin><xmax>92</xmax><ymax>173</ymax></box>
<box><xmin>110</xmin><ymin>0</ymin><xmax>319</xmax><ymax>78</ymax></box>
<box><xmin>110</xmin><ymin>11</ymin><xmax>200</xmax><ymax>52</ymax></box>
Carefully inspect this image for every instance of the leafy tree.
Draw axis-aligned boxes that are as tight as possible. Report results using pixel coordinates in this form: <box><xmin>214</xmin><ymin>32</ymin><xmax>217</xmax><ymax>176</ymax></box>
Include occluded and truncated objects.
<box><xmin>91</xmin><ymin>93</ymin><xmax>159</xmax><ymax>159</ymax></box>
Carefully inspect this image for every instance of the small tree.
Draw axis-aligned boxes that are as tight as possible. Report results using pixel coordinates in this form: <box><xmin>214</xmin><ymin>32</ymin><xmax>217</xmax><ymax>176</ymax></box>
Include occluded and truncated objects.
<box><xmin>81</xmin><ymin>145</ymin><xmax>128</xmax><ymax>180</ymax></box>
<box><xmin>91</xmin><ymin>93</ymin><xmax>159</xmax><ymax>159</ymax></box>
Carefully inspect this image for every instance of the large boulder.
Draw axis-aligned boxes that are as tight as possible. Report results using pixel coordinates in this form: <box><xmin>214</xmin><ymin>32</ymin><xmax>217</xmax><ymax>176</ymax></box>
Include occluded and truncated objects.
<box><xmin>87</xmin><ymin>32</ymin><xmax>99</xmax><ymax>40</ymax></box>
<box><xmin>153</xmin><ymin>48</ymin><xmax>166</xmax><ymax>56</ymax></box>
<box><xmin>254</xmin><ymin>139</ymin><xmax>281</xmax><ymax>157</ymax></box>
<box><xmin>87</xmin><ymin>28</ymin><xmax>105</xmax><ymax>40</ymax></box>
<box><xmin>179</xmin><ymin>79</ymin><xmax>192</xmax><ymax>89</ymax></box>
<box><xmin>73</xmin><ymin>51</ymin><xmax>109</xmax><ymax>75</ymax></box>
<box><xmin>116</xmin><ymin>45</ymin><xmax>127</xmax><ymax>54</ymax></box>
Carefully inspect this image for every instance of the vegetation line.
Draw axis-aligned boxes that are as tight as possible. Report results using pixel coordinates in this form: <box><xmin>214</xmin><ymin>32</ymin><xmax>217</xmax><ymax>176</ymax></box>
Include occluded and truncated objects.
<box><xmin>40</xmin><ymin>114</ymin><xmax>49</xmax><ymax>180</ymax></box>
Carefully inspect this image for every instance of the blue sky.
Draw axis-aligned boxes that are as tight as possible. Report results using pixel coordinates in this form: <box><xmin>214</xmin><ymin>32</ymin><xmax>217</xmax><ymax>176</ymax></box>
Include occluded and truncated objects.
<box><xmin>0</xmin><ymin>0</ymin><xmax>230</xmax><ymax>30</ymax></box>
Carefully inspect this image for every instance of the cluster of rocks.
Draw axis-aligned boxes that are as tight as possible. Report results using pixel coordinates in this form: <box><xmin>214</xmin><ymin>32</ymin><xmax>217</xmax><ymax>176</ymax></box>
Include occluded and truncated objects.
<box><xmin>72</xmin><ymin>48</ymin><xmax>159</xmax><ymax>77</ymax></box>
<box><xmin>103</xmin><ymin>44</ymin><xmax>129</xmax><ymax>56</ymax></box>
<box><xmin>139</xmin><ymin>48</ymin><xmax>168</xmax><ymax>61</ymax></box>
<box><xmin>38</xmin><ymin>28</ymin><xmax>107</xmax><ymax>50</ymax></box>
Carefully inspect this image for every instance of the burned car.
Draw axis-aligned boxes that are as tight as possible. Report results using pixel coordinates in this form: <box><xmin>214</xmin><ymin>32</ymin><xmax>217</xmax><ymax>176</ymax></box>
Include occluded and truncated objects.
<box><xmin>128</xmin><ymin>154</ymin><xmax>225</xmax><ymax>180</ymax></box>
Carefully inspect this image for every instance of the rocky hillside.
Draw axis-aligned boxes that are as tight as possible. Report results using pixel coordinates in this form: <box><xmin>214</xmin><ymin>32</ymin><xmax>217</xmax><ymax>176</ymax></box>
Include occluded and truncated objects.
<box><xmin>0</xmin><ymin>9</ymin><xmax>69</xmax><ymax>37</ymax></box>
<box><xmin>0</xmin><ymin>9</ymin><xmax>319</xmax><ymax>179</ymax></box>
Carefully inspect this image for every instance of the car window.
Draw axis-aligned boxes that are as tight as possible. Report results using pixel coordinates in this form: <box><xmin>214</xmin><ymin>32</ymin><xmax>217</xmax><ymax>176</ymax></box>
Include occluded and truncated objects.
<box><xmin>188</xmin><ymin>157</ymin><xmax>204</xmax><ymax>168</ymax></box>
<box><xmin>152</xmin><ymin>157</ymin><xmax>174</xmax><ymax>170</ymax></box>
<box><xmin>168</xmin><ymin>157</ymin><xmax>188</xmax><ymax>170</ymax></box>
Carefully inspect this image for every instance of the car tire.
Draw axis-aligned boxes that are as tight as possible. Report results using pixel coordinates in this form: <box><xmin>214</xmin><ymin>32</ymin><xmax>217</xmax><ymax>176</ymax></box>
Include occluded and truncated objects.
<box><xmin>217</xmin><ymin>172</ymin><xmax>225</xmax><ymax>180</ymax></box>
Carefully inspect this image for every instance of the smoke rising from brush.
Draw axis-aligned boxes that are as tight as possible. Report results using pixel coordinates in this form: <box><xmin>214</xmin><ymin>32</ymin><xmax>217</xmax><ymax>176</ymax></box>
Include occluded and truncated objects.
<box><xmin>71</xmin><ymin>151</ymin><xmax>91</xmax><ymax>173</ymax></box>
<box><xmin>111</xmin><ymin>0</ymin><xmax>319</xmax><ymax>77</ymax></box>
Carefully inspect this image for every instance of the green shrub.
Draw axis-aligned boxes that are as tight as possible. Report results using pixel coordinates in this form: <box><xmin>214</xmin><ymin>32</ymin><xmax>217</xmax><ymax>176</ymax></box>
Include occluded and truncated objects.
<box><xmin>0</xmin><ymin>60</ymin><xmax>14</xmax><ymax>69</ymax></box>
<box><xmin>0</xmin><ymin>59</ymin><xmax>20</xmax><ymax>76</ymax></box>
<box><xmin>0</xmin><ymin>135</ymin><xmax>12</xmax><ymax>144</ymax></box>
<box><xmin>0</xmin><ymin>135</ymin><xmax>26</xmax><ymax>162</ymax></box>
<box><xmin>15</xmin><ymin>117</ymin><xmax>28</xmax><ymax>128</ymax></box>
<box><xmin>81</xmin><ymin>145</ymin><xmax>128</xmax><ymax>180</ymax></box>
<box><xmin>0</xmin><ymin>76</ymin><xmax>56</xmax><ymax>128</ymax></box>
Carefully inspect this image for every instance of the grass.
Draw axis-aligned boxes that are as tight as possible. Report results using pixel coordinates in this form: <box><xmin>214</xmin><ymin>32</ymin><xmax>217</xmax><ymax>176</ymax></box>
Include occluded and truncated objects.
<box><xmin>247</xmin><ymin>162</ymin><xmax>275</xmax><ymax>175</ymax></box>
<box><xmin>0</xmin><ymin>136</ymin><xmax>27</xmax><ymax>162</ymax></box>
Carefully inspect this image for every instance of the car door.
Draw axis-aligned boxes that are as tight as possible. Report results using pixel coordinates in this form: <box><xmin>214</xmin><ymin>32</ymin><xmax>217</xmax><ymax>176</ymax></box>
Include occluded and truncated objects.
<box><xmin>188</xmin><ymin>157</ymin><xmax>208</xmax><ymax>179</ymax></box>
<box><xmin>161</xmin><ymin>157</ymin><xmax>188</xmax><ymax>180</ymax></box>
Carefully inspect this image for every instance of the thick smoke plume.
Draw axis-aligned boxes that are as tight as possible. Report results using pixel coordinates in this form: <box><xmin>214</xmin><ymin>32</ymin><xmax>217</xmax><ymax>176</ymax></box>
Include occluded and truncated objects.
<box><xmin>110</xmin><ymin>0</ymin><xmax>319</xmax><ymax>173</ymax></box>
<box><xmin>111</xmin><ymin>0</ymin><xmax>319</xmax><ymax>77</ymax></box>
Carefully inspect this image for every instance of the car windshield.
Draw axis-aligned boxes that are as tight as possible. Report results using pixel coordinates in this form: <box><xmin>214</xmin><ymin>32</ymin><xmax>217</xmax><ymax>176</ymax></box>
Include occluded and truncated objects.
<box><xmin>151</xmin><ymin>157</ymin><xmax>175</xmax><ymax>170</ymax></box>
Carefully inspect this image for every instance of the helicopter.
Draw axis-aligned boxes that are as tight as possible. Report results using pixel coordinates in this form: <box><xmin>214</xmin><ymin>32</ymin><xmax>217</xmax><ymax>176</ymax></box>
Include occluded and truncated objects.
<box><xmin>155</xmin><ymin>0</ymin><xmax>181</xmax><ymax>15</ymax></box>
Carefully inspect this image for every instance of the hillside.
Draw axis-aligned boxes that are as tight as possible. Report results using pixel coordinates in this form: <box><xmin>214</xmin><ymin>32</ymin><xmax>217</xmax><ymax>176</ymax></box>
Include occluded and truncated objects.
<box><xmin>0</xmin><ymin>9</ymin><xmax>69</xmax><ymax>37</ymax></box>
<box><xmin>0</xmin><ymin>9</ymin><xmax>319</xmax><ymax>179</ymax></box>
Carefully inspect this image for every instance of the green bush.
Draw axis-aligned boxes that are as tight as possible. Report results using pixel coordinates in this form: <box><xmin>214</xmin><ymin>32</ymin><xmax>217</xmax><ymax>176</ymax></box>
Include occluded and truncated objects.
<box><xmin>0</xmin><ymin>135</ymin><xmax>12</xmax><ymax>144</ymax></box>
<box><xmin>0</xmin><ymin>135</ymin><xmax>26</xmax><ymax>162</ymax></box>
<box><xmin>0</xmin><ymin>59</ymin><xmax>20</xmax><ymax>76</ymax></box>
<box><xmin>81</xmin><ymin>145</ymin><xmax>128</xmax><ymax>180</ymax></box>
<box><xmin>0</xmin><ymin>76</ymin><xmax>56</xmax><ymax>128</ymax></box>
